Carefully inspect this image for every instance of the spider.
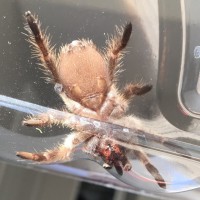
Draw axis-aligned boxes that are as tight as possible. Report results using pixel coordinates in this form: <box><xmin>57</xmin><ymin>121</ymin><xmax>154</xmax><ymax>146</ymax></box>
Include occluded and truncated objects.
<box><xmin>16</xmin><ymin>11</ymin><xmax>166</xmax><ymax>189</ymax></box>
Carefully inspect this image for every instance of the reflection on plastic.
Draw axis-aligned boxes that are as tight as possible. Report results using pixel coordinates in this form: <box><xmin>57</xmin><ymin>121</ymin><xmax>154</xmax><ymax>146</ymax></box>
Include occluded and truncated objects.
<box><xmin>1</xmin><ymin>95</ymin><xmax>200</xmax><ymax>193</ymax></box>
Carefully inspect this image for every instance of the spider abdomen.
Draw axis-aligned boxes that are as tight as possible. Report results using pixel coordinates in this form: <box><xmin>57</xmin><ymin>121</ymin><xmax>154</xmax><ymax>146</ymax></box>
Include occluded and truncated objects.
<box><xmin>58</xmin><ymin>40</ymin><xmax>111</xmax><ymax>111</ymax></box>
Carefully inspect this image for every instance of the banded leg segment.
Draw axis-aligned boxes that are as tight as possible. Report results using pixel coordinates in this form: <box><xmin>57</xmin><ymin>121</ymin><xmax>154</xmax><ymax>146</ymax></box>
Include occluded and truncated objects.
<box><xmin>133</xmin><ymin>150</ymin><xmax>166</xmax><ymax>189</ymax></box>
<box><xmin>106</xmin><ymin>23</ymin><xmax>132</xmax><ymax>81</ymax></box>
<box><xmin>17</xmin><ymin>131</ymin><xmax>93</xmax><ymax>163</ymax></box>
<box><xmin>16</xmin><ymin>145</ymin><xmax>68</xmax><ymax>162</ymax></box>
<box><xmin>122</xmin><ymin>83</ymin><xmax>152</xmax><ymax>100</ymax></box>
<box><xmin>25</xmin><ymin>11</ymin><xmax>59</xmax><ymax>83</ymax></box>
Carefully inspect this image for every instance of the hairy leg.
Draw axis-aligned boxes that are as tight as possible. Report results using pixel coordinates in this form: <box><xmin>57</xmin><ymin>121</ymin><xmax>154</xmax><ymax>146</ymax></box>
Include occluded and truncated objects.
<box><xmin>122</xmin><ymin>83</ymin><xmax>152</xmax><ymax>100</ymax></box>
<box><xmin>97</xmin><ymin>86</ymin><xmax>128</xmax><ymax>119</ymax></box>
<box><xmin>106</xmin><ymin>23</ymin><xmax>132</xmax><ymax>81</ymax></box>
<box><xmin>17</xmin><ymin>131</ymin><xmax>92</xmax><ymax>163</ymax></box>
<box><xmin>25</xmin><ymin>11</ymin><xmax>59</xmax><ymax>83</ymax></box>
<box><xmin>133</xmin><ymin>150</ymin><xmax>166</xmax><ymax>189</ymax></box>
<box><xmin>22</xmin><ymin>111</ymin><xmax>96</xmax><ymax>132</ymax></box>
<box><xmin>98</xmin><ymin>82</ymin><xmax>152</xmax><ymax>119</ymax></box>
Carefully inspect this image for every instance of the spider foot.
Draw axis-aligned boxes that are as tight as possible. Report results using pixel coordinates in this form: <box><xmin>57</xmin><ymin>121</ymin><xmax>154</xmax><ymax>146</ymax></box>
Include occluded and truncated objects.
<box><xmin>16</xmin><ymin>151</ymin><xmax>47</xmax><ymax>162</ymax></box>
<box><xmin>157</xmin><ymin>181</ymin><xmax>166</xmax><ymax>189</ymax></box>
<box><xmin>146</xmin><ymin>163</ymin><xmax>166</xmax><ymax>189</ymax></box>
<box><xmin>123</xmin><ymin>162</ymin><xmax>132</xmax><ymax>171</ymax></box>
<box><xmin>22</xmin><ymin>114</ymin><xmax>50</xmax><ymax>127</ymax></box>
<box><xmin>123</xmin><ymin>83</ymin><xmax>152</xmax><ymax>99</ymax></box>
<box><xmin>114</xmin><ymin>163</ymin><xmax>123</xmax><ymax>175</ymax></box>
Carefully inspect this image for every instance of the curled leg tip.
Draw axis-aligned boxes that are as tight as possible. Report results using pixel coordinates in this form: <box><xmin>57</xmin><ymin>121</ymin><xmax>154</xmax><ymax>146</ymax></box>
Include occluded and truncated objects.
<box><xmin>123</xmin><ymin>163</ymin><xmax>132</xmax><ymax>171</ymax></box>
<box><xmin>125</xmin><ymin>22</ymin><xmax>132</xmax><ymax>33</ymax></box>
<box><xmin>16</xmin><ymin>151</ymin><xmax>34</xmax><ymax>160</ymax></box>
<box><xmin>16</xmin><ymin>151</ymin><xmax>47</xmax><ymax>162</ymax></box>
<box><xmin>22</xmin><ymin>120</ymin><xmax>31</xmax><ymax>126</ymax></box>
<box><xmin>136</xmin><ymin>84</ymin><xmax>152</xmax><ymax>96</ymax></box>
<box><xmin>144</xmin><ymin>84</ymin><xmax>153</xmax><ymax>92</ymax></box>
<box><xmin>158</xmin><ymin>181</ymin><xmax>166</xmax><ymax>189</ymax></box>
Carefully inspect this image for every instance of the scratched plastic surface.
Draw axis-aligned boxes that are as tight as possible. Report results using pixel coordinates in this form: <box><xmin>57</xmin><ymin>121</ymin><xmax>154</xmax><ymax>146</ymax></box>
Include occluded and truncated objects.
<box><xmin>1</xmin><ymin>95</ymin><xmax>200</xmax><ymax>194</ymax></box>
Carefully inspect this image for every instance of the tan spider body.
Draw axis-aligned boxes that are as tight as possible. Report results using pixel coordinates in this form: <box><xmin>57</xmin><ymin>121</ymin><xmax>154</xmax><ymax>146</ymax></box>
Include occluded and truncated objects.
<box><xmin>58</xmin><ymin>40</ymin><xmax>110</xmax><ymax>112</ymax></box>
<box><xmin>17</xmin><ymin>11</ymin><xmax>166</xmax><ymax>189</ymax></box>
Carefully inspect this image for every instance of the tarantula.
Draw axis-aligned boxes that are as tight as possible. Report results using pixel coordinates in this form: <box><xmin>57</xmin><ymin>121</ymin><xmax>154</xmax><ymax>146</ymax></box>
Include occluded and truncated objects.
<box><xmin>17</xmin><ymin>11</ymin><xmax>166</xmax><ymax>189</ymax></box>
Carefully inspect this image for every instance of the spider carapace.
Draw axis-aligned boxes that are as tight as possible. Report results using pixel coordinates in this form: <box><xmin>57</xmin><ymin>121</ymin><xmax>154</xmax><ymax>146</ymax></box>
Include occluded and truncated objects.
<box><xmin>17</xmin><ymin>11</ymin><xmax>166</xmax><ymax>189</ymax></box>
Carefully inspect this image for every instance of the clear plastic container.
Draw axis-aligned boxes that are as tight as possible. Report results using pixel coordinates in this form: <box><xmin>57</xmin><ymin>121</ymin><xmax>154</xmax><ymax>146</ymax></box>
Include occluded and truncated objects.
<box><xmin>1</xmin><ymin>1</ymin><xmax>200</xmax><ymax>199</ymax></box>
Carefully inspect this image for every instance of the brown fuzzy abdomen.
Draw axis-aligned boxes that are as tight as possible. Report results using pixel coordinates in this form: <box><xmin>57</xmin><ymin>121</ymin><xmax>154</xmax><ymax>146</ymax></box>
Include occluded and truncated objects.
<box><xmin>57</xmin><ymin>41</ymin><xmax>110</xmax><ymax>110</ymax></box>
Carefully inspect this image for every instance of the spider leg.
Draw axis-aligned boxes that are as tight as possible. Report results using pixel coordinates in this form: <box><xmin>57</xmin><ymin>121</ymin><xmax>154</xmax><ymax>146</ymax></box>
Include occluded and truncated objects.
<box><xmin>83</xmin><ymin>135</ymin><xmax>100</xmax><ymax>156</ymax></box>
<box><xmin>22</xmin><ymin>111</ymin><xmax>96</xmax><ymax>136</ymax></box>
<box><xmin>22</xmin><ymin>113</ymin><xmax>52</xmax><ymax>127</ymax></box>
<box><xmin>109</xmin><ymin>144</ymin><xmax>131</xmax><ymax>175</ymax></box>
<box><xmin>100</xmin><ymin>82</ymin><xmax>152</xmax><ymax>119</ymax></box>
<box><xmin>133</xmin><ymin>150</ymin><xmax>166</xmax><ymax>189</ymax></box>
<box><xmin>58</xmin><ymin>87</ymin><xmax>125</xmax><ymax>121</ymax></box>
<box><xmin>122</xmin><ymin>83</ymin><xmax>152</xmax><ymax>100</ymax></box>
<box><xmin>106</xmin><ymin>23</ymin><xmax>132</xmax><ymax>81</ymax></box>
<box><xmin>16</xmin><ymin>131</ymin><xmax>92</xmax><ymax>163</ymax></box>
<box><xmin>97</xmin><ymin>86</ymin><xmax>128</xmax><ymax>119</ymax></box>
<box><xmin>108</xmin><ymin>143</ymin><xmax>132</xmax><ymax>173</ymax></box>
<box><xmin>113</xmin><ymin>161</ymin><xmax>123</xmax><ymax>175</ymax></box>
<box><xmin>116</xmin><ymin>146</ymin><xmax>132</xmax><ymax>171</ymax></box>
<box><xmin>16</xmin><ymin>145</ymin><xmax>68</xmax><ymax>162</ymax></box>
<box><xmin>25</xmin><ymin>11</ymin><xmax>59</xmax><ymax>83</ymax></box>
